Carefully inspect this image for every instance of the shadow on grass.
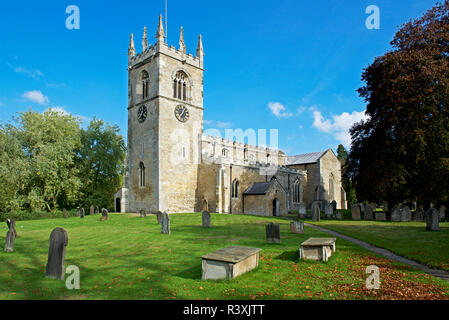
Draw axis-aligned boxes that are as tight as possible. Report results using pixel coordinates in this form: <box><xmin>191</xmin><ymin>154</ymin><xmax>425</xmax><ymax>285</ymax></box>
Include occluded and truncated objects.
<box><xmin>275</xmin><ymin>250</ymin><xmax>299</xmax><ymax>262</ymax></box>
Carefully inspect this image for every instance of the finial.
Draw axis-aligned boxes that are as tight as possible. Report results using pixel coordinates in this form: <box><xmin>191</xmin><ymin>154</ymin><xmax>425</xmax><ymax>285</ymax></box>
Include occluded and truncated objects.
<box><xmin>128</xmin><ymin>33</ymin><xmax>135</xmax><ymax>57</ymax></box>
<box><xmin>179</xmin><ymin>26</ymin><xmax>186</xmax><ymax>53</ymax></box>
<box><xmin>196</xmin><ymin>34</ymin><xmax>204</xmax><ymax>57</ymax></box>
<box><xmin>142</xmin><ymin>26</ymin><xmax>148</xmax><ymax>51</ymax></box>
<box><xmin>156</xmin><ymin>14</ymin><xmax>165</xmax><ymax>43</ymax></box>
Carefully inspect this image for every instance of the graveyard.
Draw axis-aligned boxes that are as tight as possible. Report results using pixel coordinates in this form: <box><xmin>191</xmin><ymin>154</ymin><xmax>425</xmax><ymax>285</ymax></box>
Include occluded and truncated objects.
<box><xmin>1</xmin><ymin>212</ymin><xmax>449</xmax><ymax>300</ymax></box>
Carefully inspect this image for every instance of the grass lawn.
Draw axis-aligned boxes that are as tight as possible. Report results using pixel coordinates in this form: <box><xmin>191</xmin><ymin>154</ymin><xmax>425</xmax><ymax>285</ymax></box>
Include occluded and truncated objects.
<box><xmin>307</xmin><ymin>220</ymin><xmax>449</xmax><ymax>272</ymax></box>
<box><xmin>1</xmin><ymin>213</ymin><xmax>448</xmax><ymax>300</ymax></box>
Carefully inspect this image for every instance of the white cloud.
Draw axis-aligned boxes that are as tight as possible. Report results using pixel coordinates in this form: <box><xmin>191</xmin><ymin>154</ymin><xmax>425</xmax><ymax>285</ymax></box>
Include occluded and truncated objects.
<box><xmin>204</xmin><ymin>119</ymin><xmax>232</xmax><ymax>129</ymax></box>
<box><xmin>268</xmin><ymin>102</ymin><xmax>293</xmax><ymax>118</ymax></box>
<box><xmin>22</xmin><ymin>90</ymin><xmax>49</xmax><ymax>105</ymax></box>
<box><xmin>7</xmin><ymin>63</ymin><xmax>44</xmax><ymax>80</ymax></box>
<box><xmin>44</xmin><ymin>106</ymin><xmax>69</xmax><ymax>115</ymax></box>
<box><xmin>296</xmin><ymin>106</ymin><xmax>306</xmax><ymax>116</ymax></box>
<box><xmin>311</xmin><ymin>108</ymin><xmax>368</xmax><ymax>147</ymax></box>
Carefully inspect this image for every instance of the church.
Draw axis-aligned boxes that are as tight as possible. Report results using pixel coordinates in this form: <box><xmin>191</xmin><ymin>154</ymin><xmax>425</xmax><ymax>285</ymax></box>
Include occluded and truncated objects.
<box><xmin>115</xmin><ymin>15</ymin><xmax>347</xmax><ymax>216</ymax></box>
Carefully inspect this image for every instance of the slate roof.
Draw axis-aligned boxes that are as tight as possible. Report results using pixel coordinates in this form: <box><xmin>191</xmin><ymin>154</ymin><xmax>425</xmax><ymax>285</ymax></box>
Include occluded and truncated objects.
<box><xmin>286</xmin><ymin>151</ymin><xmax>327</xmax><ymax>165</ymax></box>
<box><xmin>243</xmin><ymin>182</ymin><xmax>272</xmax><ymax>195</ymax></box>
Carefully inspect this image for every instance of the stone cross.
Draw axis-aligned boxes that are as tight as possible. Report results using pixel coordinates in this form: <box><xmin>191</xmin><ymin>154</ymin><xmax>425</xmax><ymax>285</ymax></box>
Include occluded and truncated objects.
<box><xmin>140</xmin><ymin>209</ymin><xmax>147</xmax><ymax>218</ymax></box>
<box><xmin>438</xmin><ymin>206</ymin><xmax>446</xmax><ymax>222</ymax></box>
<box><xmin>45</xmin><ymin>228</ymin><xmax>68</xmax><ymax>280</ymax></box>
<box><xmin>325</xmin><ymin>203</ymin><xmax>334</xmax><ymax>219</ymax></box>
<box><xmin>413</xmin><ymin>208</ymin><xmax>424</xmax><ymax>221</ymax></box>
<box><xmin>202</xmin><ymin>211</ymin><xmax>211</xmax><ymax>227</ymax></box>
<box><xmin>400</xmin><ymin>205</ymin><xmax>412</xmax><ymax>222</ymax></box>
<box><xmin>90</xmin><ymin>205</ymin><xmax>94</xmax><ymax>215</ymax></box>
<box><xmin>100</xmin><ymin>208</ymin><xmax>109</xmax><ymax>221</ymax></box>
<box><xmin>390</xmin><ymin>205</ymin><xmax>401</xmax><ymax>222</ymax></box>
<box><xmin>364</xmin><ymin>204</ymin><xmax>374</xmax><ymax>220</ymax></box>
<box><xmin>4</xmin><ymin>219</ymin><xmax>15</xmax><ymax>252</ymax></box>
<box><xmin>63</xmin><ymin>208</ymin><xmax>68</xmax><ymax>219</ymax></box>
<box><xmin>290</xmin><ymin>221</ymin><xmax>304</xmax><ymax>234</ymax></box>
<box><xmin>351</xmin><ymin>204</ymin><xmax>361</xmax><ymax>220</ymax></box>
<box><xmin>161</xmin><ymin>212</ymin><xmax>170</xmax><ymax>234</ymax></box>
<box><xmin>311</xmin><ymin>205</ymin><xmax>320</xmax><ymax>221</ymax></box>
<box><xmin>298</xmin><ymin>203</ymin><xmax>306</xmax><ymax>219</ymax></box>
<box><xmin>156</xmin><ymin>211</ymin><xmax>163</xmax><ymax>224</ymax></box>
<box><xmin>79</xmin><ymin>207</ymin><xmax>85</xmax><ymax>219</ymax></box>
<box><xmin>426</xmin><ymin>208</ymin><xmax>440</xmax><ymax>231</ymax></box>
<box><xmin>266</xmin><ymin>222</ymin><xmax>281</xmax><ymax>243</ymax></box>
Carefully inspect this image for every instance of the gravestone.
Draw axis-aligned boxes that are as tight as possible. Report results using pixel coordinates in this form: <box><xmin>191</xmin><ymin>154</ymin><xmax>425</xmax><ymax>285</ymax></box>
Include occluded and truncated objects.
<box><xmin>4</xmin><ymin>219</ymin><xmax>15</xmax><ymax>252</ymax></box>
<box><xmin>95</xmin><ymin>206</ymin><xmax>99</xmax><ymax>215</ymax></box>
<box><xmin>325</xmin><ymin>203</ymin><xmax>334</xmax><ymax>219</ymax></box>
<box><xmin>6</xmin><ymin>219</ymin><xmax>17</xmax><ymax>238</ymax></box>
<box><xmin>298</xmin><ymin>203</ymin><xmax>306</xmax><ymax>219</ymax></box>
<box><xmin>140</xmin><ymin>209</ymin><xmax>146</xmax><ymax>218</ymax></box>
<box><xmin>400</xmin><ymin>205</ymin><xmax>412</xmax><ymax>222</ymax></box>
<box><xmin>79</xmin><ymin>208</ymin><xmax>85</xmax><ymax>219</ymax></box>
<box><xmin>351</xmin><ymin>204</ymin><xmax>361</xmax><ymax>220</ymax></box>
<box><xmin>335</xmin><ymin>211</ymin><xmax>343</xmax><ymax>220</ymax></box>
<box><xmin>426</xmin><ymin>208</ymin><xmax>439</xmax><ymax>231</ymax></box>
<box><xmin>364</xmin><ymin>204</ymin><xmax>374</xmax><ymax>220</ymax></box>
<box><xmin>156</xmin><ymin>211</ymin><xmax>163</xmax><ymax>224</ymax></box>
<box><xmin>375</xmin><ymin>212</ymin><xmax>387</xmax><ymax>221</ymax></box>
<box><xmin>413</xmin><ymin>208</ymin><xmax>424</xmax><ymax>221</ymax></box>
<box><xmin>438</xmin><ymin>206</ymin><xmax>446</xmax><ymax>222</ymax></box>
<box><xmin>90</xmin><ymin>205</ymin><xmax>94</xmax><ymax>215</ymax></box>
<box><xmin>300</xmin><ymin>238</ymin><xmax>337</xmax><ymax>262</ymax></box>
<box><xmin>311</xmin><ymin>205</ymin><xmax>320</xmax><ymax>221</ymax></box>
<box><xmin>290</xmin><ymin>221</ymin><xmax>304</xmax><ymax>234</ymax></box>
<box><xmin>266</xmin><ymin>223</ymin><xmax>281</xmax><ymax>243</ymax></box>
<box><xmin>63</xmin><ymin>208</ymin><xmax>68</xmax><ymax>219</ymax></box>
<box><xmin>390</xmin><ymin>205</ymin><xmax>401</xmax><ymax>222</ymax></box>
<box><xmin>45</xmin><ymin>228</ymin><xmax>68</xmax><ymax>280</ymax></box>
<box><xmin>161</xmin><ymin>212</ymin><xmax>170</xmax><ymax>234</ymax></box>
<box><xmin>100</xmin><ymin>208</ymin><xmax>109</xmax><ymax>221</ymax></box>
<box><xmin>202</xmin><ymin>211</ymin><xmax>211</xmax><ymax>227</ymax></box>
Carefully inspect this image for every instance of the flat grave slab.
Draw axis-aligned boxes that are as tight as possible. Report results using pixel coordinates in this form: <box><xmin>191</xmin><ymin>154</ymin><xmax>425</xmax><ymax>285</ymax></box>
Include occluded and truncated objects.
<box><xmin>299</xmin><ymin>237</ymin><xmax>336</xmax><ymax>262</ymax></box>
<box><xmin>201</xmin><ymin>246</ymin><xmax>261</xmax><ymax>280</ymax></box>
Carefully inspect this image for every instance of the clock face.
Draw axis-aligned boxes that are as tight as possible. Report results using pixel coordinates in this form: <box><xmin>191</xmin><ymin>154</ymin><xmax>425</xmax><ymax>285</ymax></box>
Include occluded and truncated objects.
<box><xmin>174</xmin><ymin>105</ymin><xmax>189</xmax><ymax>123</ymax></box>
<box><xmin>137</xmin><ymin>105</ymin><xmax>147</xmax><ymax>123</ymax></box>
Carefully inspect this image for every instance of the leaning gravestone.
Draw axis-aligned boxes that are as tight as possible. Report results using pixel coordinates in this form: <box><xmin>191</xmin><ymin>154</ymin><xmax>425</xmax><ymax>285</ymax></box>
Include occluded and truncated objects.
<box><xmin>438</xmin><ymin>206</ymin><xmax>446</xmax><ymax>222</ymax></box>
<box><xmin>100</xmin><ymin>208</ymin><xmax>109</xmax><ymax>221</ymax></box>
<box><xmin>351</xmin><ymin>205</ymin><xmax>361</xmax><ymax>220</ymax></box>
<box><xmin>79</xmin><ymin>208</ymin><xmax>85</xmax><ymax>219</ymax></box>
<box><xmin>364</xmin><ymin>204</ymin><xmax>374</xmax><ymax>220</ymax></box>
<box><xmin>426</xmin><ymin>208</ymin><xmax>440</xmax><ymax>232</ymax></box>
<box><xmin>4</xmin><ymin>219</ymin><xmax>15</xmax><ymax>252</ymax></box>
<box><xmin>266</xmin><ymin>223</ymin><xmax>281</xmax><ymax>243</ymax></box>
<box><xmin>390</xmin><ymin>205</ymin><xmax>401</xmax><ymax>222</ymax></box>
<box><xmin>140</xmin><ymin>209</ymin><xmax>147</xmax><ymax>218</ymax></box>
<box><xmin>311</xmin><ymin>205</ymin><xmax>320</xmax><ymax>222</ymax></box>
<box><xmin>45</xmin><ymin>228</ymin><xmax>68</xmax><ymax>280</ymax></box>
<box><xmin>202</xmin><ymin>211</ymin><xmax>211</xmax><ymax>227</ymax></box>
<box><xmin>63</xmin><ymin>208</ymin><xmax>68</xmax><ymax>219</ymax></box>
<box><xmin>90</xmin><ymin>205</ymin><xmax>94</xmax><ymax>215</ymax></box>
<box><xmin>7</xmin><ymin>219</ymin><xmax>17</xmax><ymax>238</ymax></box>
<box><xmin>298</xmin><ymin>203</ymin><xmax>306</xmax><ymax>219</ymax></box>
<box><xmin>325</xmin><ymin>203</ymin><xmax>334</xmax><ymax>219</ymax></box>
<box><xmin>156</xmin><ymin>211</ymin><xmax>163</xmax><ymax>224</ymax></box>
<box><xmin>400</xmin><ymin>205</ymin><xmax>412</xmax><ymax>222</ymax></box>
<box><xmin>161</xmin><ymin>212</ymin><xmax>170</xmax><ymax>234</ymax></box>
<box><xmin>290</xmin><ymin>221</ymin><xmax>304</xmax><ymax>234</ymax></box>
<box><xmin>413</xmin><ymin>208</ymin><xmax>424</xmax><ymax>221</ymax></box>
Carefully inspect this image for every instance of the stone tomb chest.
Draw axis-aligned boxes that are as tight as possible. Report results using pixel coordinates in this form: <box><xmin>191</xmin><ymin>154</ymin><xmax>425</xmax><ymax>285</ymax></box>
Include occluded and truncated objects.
<box><xmin>299</xmin><ymin>238</ymin><xmax>336</xmax><ymax>262</ymax></box>
<box><xmin>201</xmin><ymin>246</ymin><xmax>261</xmax><ymax>280</ymax></box>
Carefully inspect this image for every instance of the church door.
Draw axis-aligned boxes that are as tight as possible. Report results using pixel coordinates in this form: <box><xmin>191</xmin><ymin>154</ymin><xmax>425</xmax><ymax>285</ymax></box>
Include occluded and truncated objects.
<box><xmin>116</xmin><ymin>198</ymin><xmax>121</xmax><ymax>213</ymax></box>
<box><xmin>272</xmin><ymin>199</ymin><xmax>280</xmax><ymax>216</ymax></box>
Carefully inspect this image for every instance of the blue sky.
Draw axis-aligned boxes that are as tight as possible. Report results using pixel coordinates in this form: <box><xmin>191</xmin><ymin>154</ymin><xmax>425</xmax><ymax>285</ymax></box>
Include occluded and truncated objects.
<box><xmin>0</xmin><ymin>0</ymin><xmax>439</xmax><ymax>156</ymax></box>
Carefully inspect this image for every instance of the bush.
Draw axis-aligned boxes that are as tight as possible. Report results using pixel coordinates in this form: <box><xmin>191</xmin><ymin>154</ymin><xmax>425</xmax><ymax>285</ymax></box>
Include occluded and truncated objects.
<box><xmin>335</xmin><ymin>209</ymin><xmax>352</xmax><ymax>220</ymax></box>
<box><xmin>0</xmin><ymin>209</ymin><xmax>78</xmax><ymax>222</ymax></box>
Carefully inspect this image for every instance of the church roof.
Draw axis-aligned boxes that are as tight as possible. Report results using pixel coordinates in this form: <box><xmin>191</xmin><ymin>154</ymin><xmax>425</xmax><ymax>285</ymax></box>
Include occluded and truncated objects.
<box><xmin>243</xmin><ymin>182</ymin><xmax>272</xmax><ymax>195</ymax></box>
<box><xmin>286</xmin><ymin>151</ymin><xmax>327</xmax><ymax>165</ymax></box>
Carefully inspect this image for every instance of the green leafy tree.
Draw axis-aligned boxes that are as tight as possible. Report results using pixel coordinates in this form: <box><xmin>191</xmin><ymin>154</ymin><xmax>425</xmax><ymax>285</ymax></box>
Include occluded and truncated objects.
<box><xmin>77</xmin><ymin>118</ymin><xmax>126</xmax><ymax>210</ymax></box>
<box><xmin>336</xmin><ymin>144</ymin><xmax>357</xmax><ymax>205</ymax></box>
<box><xmin>347</xmin><ymin>1</ymin><xmax>449</xmax><ymax>208</ymax></box>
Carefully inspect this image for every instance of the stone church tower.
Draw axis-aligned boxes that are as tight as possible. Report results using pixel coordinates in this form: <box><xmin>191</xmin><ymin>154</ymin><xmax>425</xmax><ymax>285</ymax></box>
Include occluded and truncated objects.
<box><xmin>126</xmin><ymin>15</ymin><xmax>205</xmax><ymax>213</ymax></box>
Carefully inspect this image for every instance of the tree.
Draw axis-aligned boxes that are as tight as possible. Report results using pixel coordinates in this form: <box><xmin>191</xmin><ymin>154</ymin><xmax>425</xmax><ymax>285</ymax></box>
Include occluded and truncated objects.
<box><xmin>336</xmin><ymin>144</ymin><xmax>357</xmax><ymax>205</ymax></box>
<box><xmin>347</xmin><ymin>1</ymin><xmax>449</xmax><ymax>208</ymax></box>
<box><xmin>337</xmin><ymin>144</ymin><xmax>348</xmax><ymax>160</ymax></box>
<box><xmin>77</xmin><ymin>118</ymin><xmax>126</xmax><ymax>210</ymax></box>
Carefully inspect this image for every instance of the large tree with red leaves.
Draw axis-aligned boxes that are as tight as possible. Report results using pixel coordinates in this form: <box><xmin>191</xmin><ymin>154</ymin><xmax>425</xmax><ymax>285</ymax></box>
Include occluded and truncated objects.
<box><xmin>347</xmin><ymin>1</ymin><xmax>449</xmax><ymax>208</ymax></box>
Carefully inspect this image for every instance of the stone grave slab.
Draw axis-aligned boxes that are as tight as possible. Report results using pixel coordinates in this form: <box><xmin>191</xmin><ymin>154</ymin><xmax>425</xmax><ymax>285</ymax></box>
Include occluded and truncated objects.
<box><xmin>299</xmin><ymin>237</ymin><xmax>336</xmax><ymax>262</ymax></box>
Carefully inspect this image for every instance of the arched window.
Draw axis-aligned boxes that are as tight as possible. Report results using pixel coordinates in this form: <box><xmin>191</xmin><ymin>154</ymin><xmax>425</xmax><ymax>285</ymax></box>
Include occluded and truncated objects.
<box><xmin>293</xmin><ymin>179</ymin><xmax>301</xmax><ymax>203</ymax></box>
<box><xmin>232</xmin><ymin>179</ymin><xmax>239</xmax><ymax>198</ymax></box>
<box><xmin>244</xmin><ymin>148</ymin><xmax>248</xmax><ymax>162</ymax></box>
<box><xmin>139</xmin><ymin>162</ymin><xmax>145</xmax><ymax>187</ymax></box>
<box><xmin>222</xmin><ymin>148</ymin><xmax>229</xmax><ymax>159</ymax></box>
<box><xmin>141</xmin><ymin>71</ymin><xmax>149</xmax><ymax>99</ymax></box>
<box><xmin>173</xmin><ymin>71</ymin><xmax>189</xmax><ymax>101</ymax></box>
